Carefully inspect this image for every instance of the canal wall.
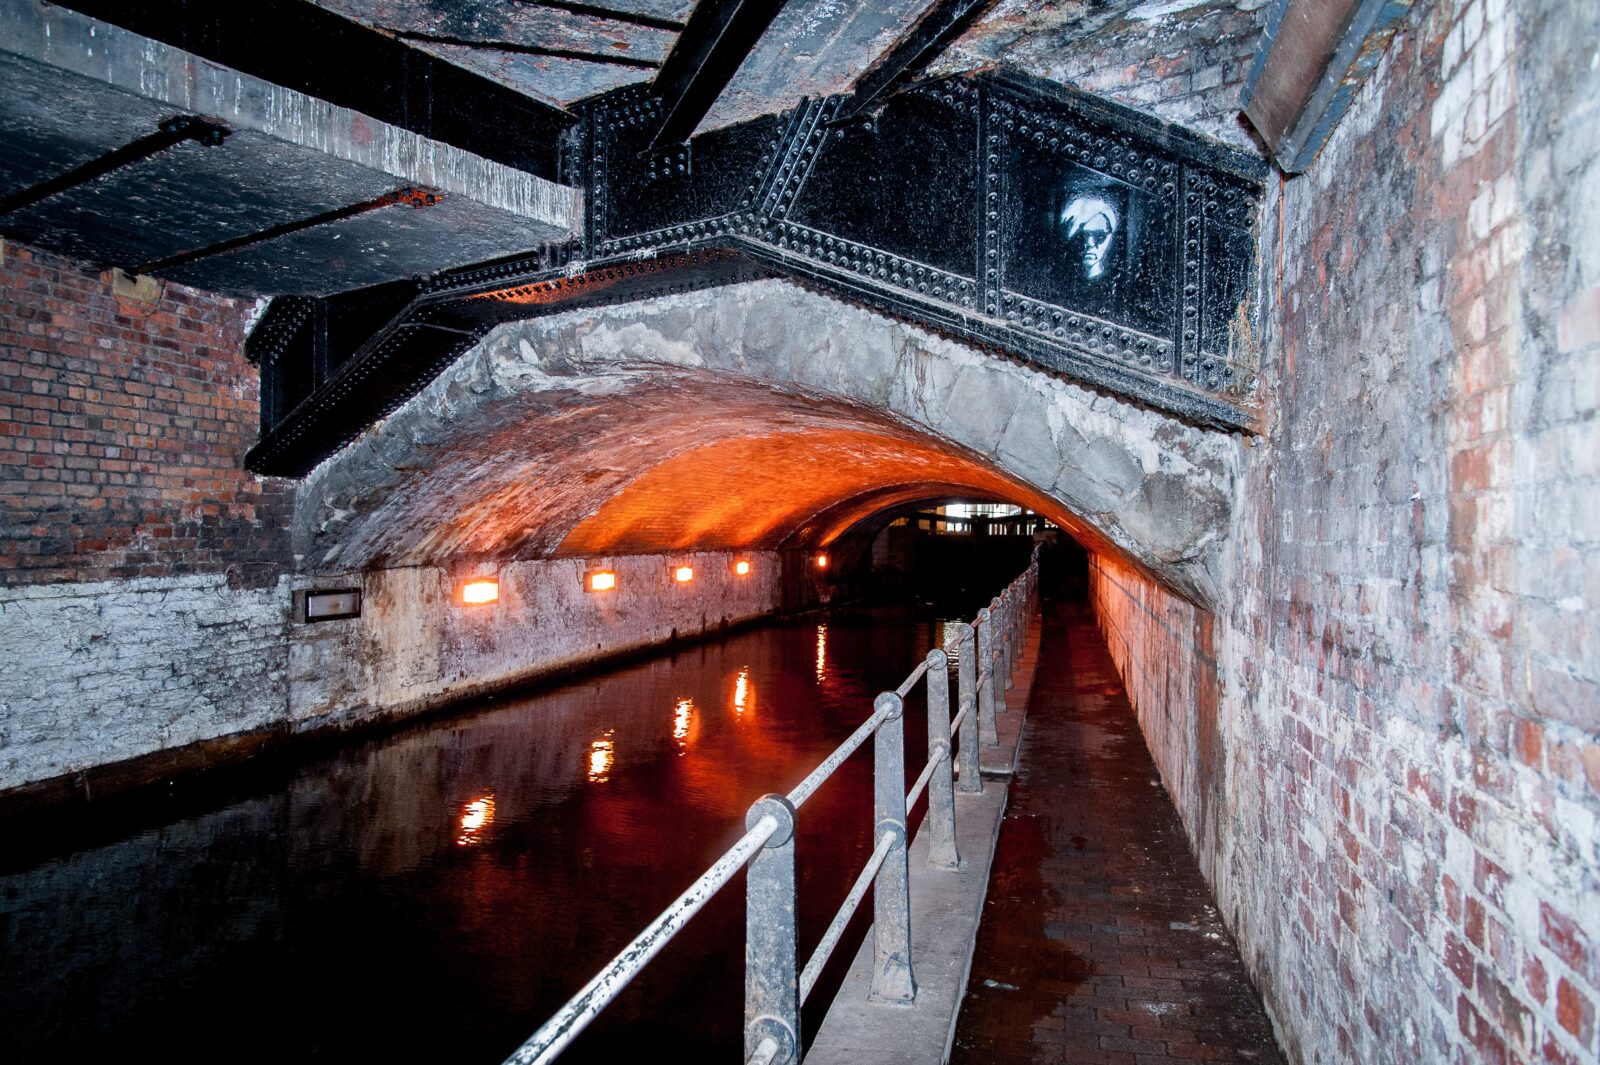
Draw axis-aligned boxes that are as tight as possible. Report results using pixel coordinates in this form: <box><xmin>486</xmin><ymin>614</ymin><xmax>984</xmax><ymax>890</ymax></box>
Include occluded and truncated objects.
<box><xmin>0</xmin><ymin>549</ymin><xmax>783</xmax><ymax>801</ymax></box>
<box><xmin>286</xmin><ymin>551</ymin><xmax>784</xmax><ymax>730</ymax></box>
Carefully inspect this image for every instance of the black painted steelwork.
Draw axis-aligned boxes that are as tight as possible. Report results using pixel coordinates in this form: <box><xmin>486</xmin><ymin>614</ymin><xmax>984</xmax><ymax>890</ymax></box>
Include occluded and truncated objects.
<box><xmin>831</xmin><ymin>0</ymin><xmax>995</xmax><ymax>124</ymax></box>
<box><xmin>247</xmin><ymin>247</ymin><xmax>772</xmax><ymax>475</ymax></box>
<box><xmin>0</xmin><ymin>116</ymin><xmax>230</xmax><ymax>216</ymax></box>
<box><xmin>249</xmin><ymin>69</ymin><xmax>1266</xmax><ymax>477</ymax></box>
<box><xmin>49</xmin><ymin>0</ymin><xmax>573</xmax><ymax>177</ymax></box>
<box><xmin>643</xmin><ymin>0</ymin><xmax>792</xmax><ymax>150</ymax></box>
<box><xmin>135</xmin><ymin>188</ymin><xmax>442</xmax><ymax>276</ymax></box>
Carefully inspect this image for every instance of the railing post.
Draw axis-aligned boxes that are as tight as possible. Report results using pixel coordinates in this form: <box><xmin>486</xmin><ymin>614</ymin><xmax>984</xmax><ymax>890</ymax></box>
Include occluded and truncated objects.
<box><xmin>1000</xmin><ymin>591</ymin><xmax>1016</xmax><ymax>690</ymax></box>
<box><xmin>745</xmin><ymin>794</ymin><xmax>800</xmax><ymax>1065</ymax></box>
<box><xmin>923</xmin><ymin>648</ymin><xmax>959</xmax><ymax>870</ymax></box>
<box><xmin>870</xmin><ymin>692</ymin><xmax>916</xmax><ymax>1004</ymax></box>
<box><xmin>1008</xmin><ymin>586</ymin><xmax>1022</xmax><ymax>674</ymax></box>
<box><xmin>974</xmin><ymin>608</ymin><xmax>998</xmax><ymax>746</ymax></box>
<box><xmin>956</xmin><ymin>624</ymin><xmax>981</xmax><ymax>793</ymax></box>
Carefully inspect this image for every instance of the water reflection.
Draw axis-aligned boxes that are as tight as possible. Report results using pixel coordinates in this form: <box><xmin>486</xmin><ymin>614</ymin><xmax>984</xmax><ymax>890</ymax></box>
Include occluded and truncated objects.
<box><xmin>672</xmin><ymin>698</ymin><xmax>694</xmax><ymax>746</ymax></box>
<box><xmin>0</xmin><ymin>607</ymin><xmax>960</xmax><ymax>1065</ymax></box>
<box><xmin>588</xmin><ymin>733</ymin><xmax>615</xmax><ymax>783</ymax></box>
<box><xmin>457</xmin><ymin>795</ymin><xmax>496</xmax><ymax>847</ymax></box>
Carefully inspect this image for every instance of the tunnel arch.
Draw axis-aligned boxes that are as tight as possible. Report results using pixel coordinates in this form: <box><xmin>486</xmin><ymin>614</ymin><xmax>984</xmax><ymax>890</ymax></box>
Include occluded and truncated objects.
<box><xmin>296</xmin><ymin>280</ymin><xmax>1239</xmax><ymax>605</ymax></box>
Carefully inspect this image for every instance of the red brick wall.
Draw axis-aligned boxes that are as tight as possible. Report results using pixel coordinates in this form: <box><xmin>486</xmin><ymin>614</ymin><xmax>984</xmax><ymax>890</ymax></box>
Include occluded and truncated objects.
<box><xmin>0</xmin><ymin>241</ymin><xmax>291</xmax><ymax>587</ymax></box>
<box><xmin>1089</xmin><ymin>2</ymin><xmax>1600</xmax><ymax>1063</ymax></box>
<box><xmin>1089</xmin><ymin>554</ymin><xmax>1226</xmax><ymax>873</ymax></box>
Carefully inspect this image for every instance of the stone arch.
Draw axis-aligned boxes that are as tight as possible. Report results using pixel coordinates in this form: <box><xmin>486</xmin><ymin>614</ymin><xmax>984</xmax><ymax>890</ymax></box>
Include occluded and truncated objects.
<box><xmin>296</xmin><ymin>280</ymin><xmax>1240</xmax><ymax>605</ymax></box>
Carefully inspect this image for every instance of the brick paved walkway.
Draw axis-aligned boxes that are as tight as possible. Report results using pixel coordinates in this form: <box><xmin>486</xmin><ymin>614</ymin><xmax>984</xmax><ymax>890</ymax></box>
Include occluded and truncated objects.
<box><xmin>950</xmin><ymin>604</ymin><xmax>1283</xmax><ymax>1064</ymax></box>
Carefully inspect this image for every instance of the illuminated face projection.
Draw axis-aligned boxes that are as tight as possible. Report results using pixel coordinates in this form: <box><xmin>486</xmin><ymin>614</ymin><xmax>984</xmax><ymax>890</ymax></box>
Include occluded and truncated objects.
<box><xmin>1060</xmin><ymin>194</ymin><xmax>1120</xmax><ymax>279</ymax></box>
<box><xmin>1004</xmin><ymin>149</ymin><xmax>1176</xmax><ymax>340</ymax></box>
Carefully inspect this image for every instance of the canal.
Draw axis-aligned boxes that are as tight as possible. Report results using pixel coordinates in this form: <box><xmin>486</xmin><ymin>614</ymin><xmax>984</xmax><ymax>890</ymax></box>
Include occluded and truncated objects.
<box><xmin>1</xmin><ymin>605</ymin><xmax>974</xmax><ymax>1064</ymax></box>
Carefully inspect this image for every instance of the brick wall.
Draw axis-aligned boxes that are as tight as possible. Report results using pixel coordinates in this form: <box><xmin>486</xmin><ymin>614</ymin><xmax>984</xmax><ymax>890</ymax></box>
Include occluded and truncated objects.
<box><xmin>939</xmin><ymin>0</ymin><xmax>1269</xmax><ymax>151</ymax></box>
<box><xmin>1089</xmin><ymin>554</ymin><xmax>1226</xmax><ymax>873</ymax></box>
<box><xmin>0</xmin><ymin>241</ymin><xmax>292</xmax><ymax>587</ymax></box>
<box><xmin>1090</xmin><ymin>2</ymin><xmax>1600</xmax><ymax>1063</ymax></box>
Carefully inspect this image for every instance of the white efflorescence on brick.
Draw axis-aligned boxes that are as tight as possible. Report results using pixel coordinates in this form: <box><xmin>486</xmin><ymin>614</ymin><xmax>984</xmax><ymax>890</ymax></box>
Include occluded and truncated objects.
<box><xmin>0</xmin><ymin>573</ymin><xmax>290</xmax><ymax>790</ymax></box>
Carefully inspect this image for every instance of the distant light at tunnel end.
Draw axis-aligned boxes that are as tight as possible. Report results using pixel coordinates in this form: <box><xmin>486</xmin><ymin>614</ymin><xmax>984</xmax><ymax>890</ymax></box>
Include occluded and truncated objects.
<box><xmin>673</xmin><ymin>565</ymin><xmax>695</xmax><ymax>583</ymax></box>
<box><xmin>459</xmin><ymin>578</ymin><xmax>499</xmax><ymax>605</ymax></box>
<box><xmin>587</xmin><ymin>569</ymin><xmax>618</xmax><ymax>592</ymax></box>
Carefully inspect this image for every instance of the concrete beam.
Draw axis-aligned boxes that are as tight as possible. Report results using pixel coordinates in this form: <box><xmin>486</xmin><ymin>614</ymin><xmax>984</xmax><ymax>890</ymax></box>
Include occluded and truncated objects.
<box><xmin>0</xmin><ymin>0</ymin><xmax>582</xmax><ymax>295</ymax></box>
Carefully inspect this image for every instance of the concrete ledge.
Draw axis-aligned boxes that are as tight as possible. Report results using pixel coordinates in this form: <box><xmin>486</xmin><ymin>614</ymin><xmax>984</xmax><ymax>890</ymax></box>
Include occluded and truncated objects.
<box><xmin>807</xmin><ymin>610</ymin><xmax>1043</xmax><ymax>1064</ymax></box>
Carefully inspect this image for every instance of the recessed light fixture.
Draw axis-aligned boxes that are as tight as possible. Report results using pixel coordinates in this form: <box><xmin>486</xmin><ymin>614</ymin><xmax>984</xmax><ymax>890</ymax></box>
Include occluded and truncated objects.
<box><xmin>458</xmin><ymin>578</ymin><xmax>499</xmax><ymax>606</ymax></box>
<box><xmin>304</xmin><ymin>588</ymin><xmax>361</xmax><ymax>623</ymax></box>
<box><xmin>673</xmin><ymin>565</ymin><xmax>695</xmax><ymax>583</ymax></box>
<box><xmin>587</xmin><ymin>569</ymin><xmax>618</xmax><ymax>592</ymax></box>
<box><xmin>733</xmin><ymin>559</ymin><xmax>752</xmax><ymax>576</ymax></box>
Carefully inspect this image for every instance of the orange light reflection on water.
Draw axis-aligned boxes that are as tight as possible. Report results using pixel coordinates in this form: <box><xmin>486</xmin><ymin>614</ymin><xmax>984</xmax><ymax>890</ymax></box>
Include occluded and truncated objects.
<box><xmin>815</xmin><ymin>624</ymin><xmax>827</xmax><ymax>681</ymax></box>
<box><xmin>673</xmin><ymin>698</ymin><xmax>694</xmax><ymax>746</ymax></box>
<box><xmin>733</xmin><ymin>667</ymin><xmax>751</xmax><ymax>718</ymax></box>
<box><xmin>456</xmin><ymin>794</ymin><xmax>496</xmax><ymax>846</ymax></box>
<box><xmin>588</xmin><ymin>733</ymin><xmax>615</xmax><ymax>783</ymax></box>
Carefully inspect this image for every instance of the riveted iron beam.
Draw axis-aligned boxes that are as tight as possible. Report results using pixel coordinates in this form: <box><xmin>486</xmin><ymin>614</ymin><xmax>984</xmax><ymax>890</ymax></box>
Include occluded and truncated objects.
<box><xmin>832</xmin><ymin>0</ymin><xmax>996</xmax><ymax>124</ymax></box>
<box><xmin>644</xmin><ymin>0</ymin><xmax>790</xmax><ymax>150</ymax></box>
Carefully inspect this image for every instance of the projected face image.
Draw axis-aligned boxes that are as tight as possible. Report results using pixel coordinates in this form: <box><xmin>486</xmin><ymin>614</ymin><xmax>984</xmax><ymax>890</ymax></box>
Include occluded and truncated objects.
<box><xmin>1060</xmin><ymin>194</ymin><xmax>1120</xmax><ymax>279</ymax></box>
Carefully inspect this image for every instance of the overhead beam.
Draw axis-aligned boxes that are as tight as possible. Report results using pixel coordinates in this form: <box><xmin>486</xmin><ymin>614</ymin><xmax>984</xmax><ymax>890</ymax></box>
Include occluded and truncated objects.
<box><xmin>832</xmin><ymin>0</ymin><xmax>996</xmax><ymax>124</ymax></box>
<box><xmin>45</xmin><ymin>0</ymin><xmax>574</xmax><ymax>178</ymax></box>
<box><xmin>1240</xmin><ymin>0</ymin><xmax>1414</xmax><ymax>173</ymax></box>
<box><xmin>644</xmin><ymin>0</ymin><xmax>791</xmax><ymax>150</ymax></box>
<box><xmin>133</xmin><ymin>188</ymin><xmax>442</xmax><ymax>276</ymax></box>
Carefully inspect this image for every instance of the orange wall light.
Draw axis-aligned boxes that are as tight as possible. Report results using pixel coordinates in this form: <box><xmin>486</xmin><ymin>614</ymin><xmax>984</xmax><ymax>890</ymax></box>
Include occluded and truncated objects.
<box><xmin>732</xmin><ymin>559</ymin><xmax>752</xmax><ymax>576</ymax></box>
<box><xmin>458</xmin><ymin>577</ymin><xmax>499</xmax><ymax>606</ymax></box>
<box><xmin>814</xmin><ymin>553</ymin><xmax>829</xmax><ymax>570</ymax></box>
<box><xmin>673</xmin><ymin>565</ymin><xmax>695</xmax><ymax>583</ymax></box>
<box><xmin>587</xmin><ymin>569</ymin><xmax>618</xmax><ymax>592</ymax></box>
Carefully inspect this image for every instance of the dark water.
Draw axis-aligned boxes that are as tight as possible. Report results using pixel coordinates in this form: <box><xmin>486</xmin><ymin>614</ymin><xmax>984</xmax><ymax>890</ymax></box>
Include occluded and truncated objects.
<box><xmin>0</xmin><ymin>607</ymin><xmax>973</xmax><ymax>1064</ymax></box>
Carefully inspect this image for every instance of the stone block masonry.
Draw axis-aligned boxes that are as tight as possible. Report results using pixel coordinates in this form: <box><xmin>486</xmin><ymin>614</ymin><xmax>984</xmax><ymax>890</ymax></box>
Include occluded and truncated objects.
<box><xmin>1090</xmin><ymin>2</ymin><xmax>1600</xmax><ymax>1064</ymax></box>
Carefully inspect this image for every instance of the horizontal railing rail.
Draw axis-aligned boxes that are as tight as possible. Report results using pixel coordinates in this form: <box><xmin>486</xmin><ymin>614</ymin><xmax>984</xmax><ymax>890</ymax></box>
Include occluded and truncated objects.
<box><xmin>502</xmin><ymin>548</ymin><xmax>1041</xmax><ymax>1065</ymax></box>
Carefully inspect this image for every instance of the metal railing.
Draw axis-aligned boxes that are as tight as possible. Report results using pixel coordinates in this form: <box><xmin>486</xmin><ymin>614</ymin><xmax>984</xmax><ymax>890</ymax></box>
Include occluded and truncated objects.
<box><xmin>502</xmin><ymin>551</ymin><xmax>1041</xmax><ymax>1065</ymax></box>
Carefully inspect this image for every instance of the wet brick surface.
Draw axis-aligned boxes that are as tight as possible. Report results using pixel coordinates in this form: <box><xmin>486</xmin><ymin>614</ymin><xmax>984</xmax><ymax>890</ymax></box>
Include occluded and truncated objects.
<box><xmin>951</xmin><ymin>603</ymin><xmax>1283</xmax><ymax>1064</ymax></box>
